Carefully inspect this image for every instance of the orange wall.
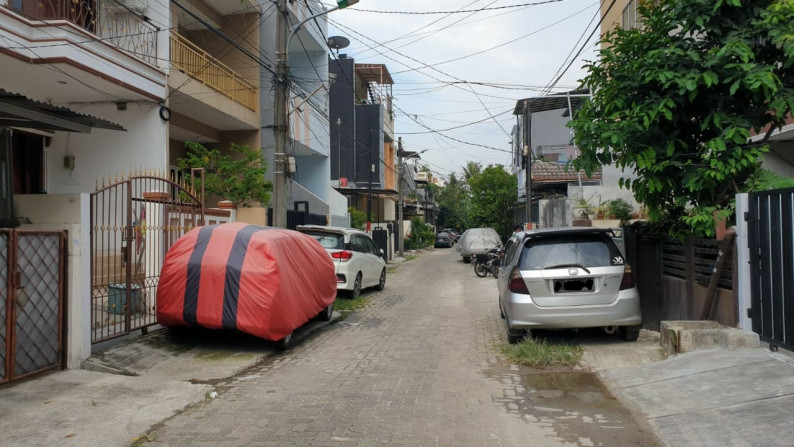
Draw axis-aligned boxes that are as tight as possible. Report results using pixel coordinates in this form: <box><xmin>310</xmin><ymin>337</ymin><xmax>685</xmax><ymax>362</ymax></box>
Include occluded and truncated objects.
<box><xmin>384</xmin><ymin>142</ymin><xmax>396</xmax><ymax>190</ymax></box>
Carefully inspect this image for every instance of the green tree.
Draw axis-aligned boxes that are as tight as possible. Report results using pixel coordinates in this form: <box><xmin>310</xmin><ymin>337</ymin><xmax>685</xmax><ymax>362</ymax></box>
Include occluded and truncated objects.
<box><xmin>569</xmin><ymin>0</ymin><xmax>794</xmax><ymax>236</ymax></box>
<box><xmin>461</xmin><ymin>161</ymin><xmax>483</xmax><ymax>182</ymax></box>
<box><xmin>467</xmin><ymin>165</ymin><xmax>519</xmax><ymax>241</ymax></box>
<box><xmin>436</xmin><ymin>173</ymin><xmax>470</xmax><ymax>230</ymax></box>
<box><xmin>179</xmin><ymin>141</ymin><xmax>271</xmax><ymax>207</ymax></box>
<box><xmin>348</xmin><ymin>207</ymin><xmax>366</xmax><ymax>230</ymax></box>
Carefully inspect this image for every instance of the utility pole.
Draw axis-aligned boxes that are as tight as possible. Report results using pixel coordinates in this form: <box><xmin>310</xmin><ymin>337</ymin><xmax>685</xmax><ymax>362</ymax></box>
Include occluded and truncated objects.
<box><xmin>272</xmin><ymin>0</ymin><xmax>359</xmax><ymax>228</ymax></box>
<box><xmin>366</xmin><ymin>129</ymin><xmax>374</xmax><ymax>232</ymax></box>
<box><xmin>523</xmin><ymin>100</ymin><xmax>532</xmax><ymax>229</ymax></box>
<box><xmin>272</xmin><ymin>0</ymin><xmax>289</xmax><ymax>228</ymax></box>
<box><xmin>397</xmin><ymin>138</ymin><xmax>404</xmax><ymax>257</ymax></box>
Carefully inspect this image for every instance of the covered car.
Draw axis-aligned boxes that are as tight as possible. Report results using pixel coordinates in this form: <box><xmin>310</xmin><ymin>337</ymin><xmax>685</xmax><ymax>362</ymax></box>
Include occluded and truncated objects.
<box><xmin>157</xmin><ymin>222</ymin><xmax>336</xmax><ymax>345</ymax></box>
<box><xmin>455</xmin><ymin>227</ymin><xmax>502</xmax><ymax>262</ymax></box>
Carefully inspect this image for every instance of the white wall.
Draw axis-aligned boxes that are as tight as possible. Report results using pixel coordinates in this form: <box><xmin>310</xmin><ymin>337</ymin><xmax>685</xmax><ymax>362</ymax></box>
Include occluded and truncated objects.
<box><xmin>328</xmin><ymin>187</ymin><xmax>349</xmax><ymax>221</ymax></box>
<box><xmin>762</xmin><ymin>150</ymin><xmax>794</xmax><ymax>178</ymax></box>
<box><xmin>294</xmin><ymin>155</ymin><xmax>331</xmax><ymax>203</ymax></box>
<box><xmin>574</xmin><ymin>184</ymin><xmax>641</xmax><ymax>212</ymax></box>
<box><xmin>46</xmin><ymin>103</ymin><xmax>167</xmax><ymax>194</ymax></box>
<box><xmin>14</xmin><ymin>193</ymin><xmax>91</xmax><ymax>369</ymax></box>
<box><xmin>736</xmin><ymin>193</ymin><xmax>752</xmax><ymax>331</ymax></box>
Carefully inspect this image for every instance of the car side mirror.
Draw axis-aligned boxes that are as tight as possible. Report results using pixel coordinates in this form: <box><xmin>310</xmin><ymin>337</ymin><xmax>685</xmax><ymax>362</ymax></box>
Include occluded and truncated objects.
<box><xmin>379</xmin><ymin>249</ymin><xmax>384</xmax><ymax>255</ymax></box>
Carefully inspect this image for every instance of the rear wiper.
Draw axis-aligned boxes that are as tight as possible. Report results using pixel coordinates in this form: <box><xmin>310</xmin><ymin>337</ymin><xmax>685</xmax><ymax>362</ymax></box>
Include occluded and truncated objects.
<box><xmin>543</xmin><ymin>263</ymin><xmax>591</xmax><ymax>274</ymax></box>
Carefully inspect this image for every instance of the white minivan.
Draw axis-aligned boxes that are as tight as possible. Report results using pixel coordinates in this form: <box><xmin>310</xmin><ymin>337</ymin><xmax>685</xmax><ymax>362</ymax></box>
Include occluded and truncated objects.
<box><xmin>297</xmin><ymin>225</ymin><xmax>387</xmax><ymax>298</ymax></box>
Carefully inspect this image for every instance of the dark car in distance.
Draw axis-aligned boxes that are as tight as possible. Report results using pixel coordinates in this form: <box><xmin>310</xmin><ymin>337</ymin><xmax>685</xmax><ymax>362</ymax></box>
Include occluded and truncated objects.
<box><xmin>435</xmin><ymin>231</ymin><xmax>455</xmax><ymax>248</ymax></box>
<box><xmin>441</xmin><ymin>229</ymin><xmax>459</xmax><ymax>242</ymax></box>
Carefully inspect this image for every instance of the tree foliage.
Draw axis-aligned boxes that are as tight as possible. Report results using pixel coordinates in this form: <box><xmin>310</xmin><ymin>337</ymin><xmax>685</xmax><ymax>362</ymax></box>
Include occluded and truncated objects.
<box><xmin>348</xmin><ymin>206</ymin><xmax>366</xmax><ymax>230</ymax></box>
<box><xmin>178</xmin><ymin>141</ymin><xmax>272</xmax><ymax>207</ymax></box>
<box><xmin>569</xmin><ymin>0</ymin><xmax>794</xmax><ymax>236</ymax></box>
<box><xmin>436</xmin><ymin>173</ymin><xmax>469</xmax><ymax>230</ymax></box>
<box><xmin>461</xmin><ymin>161</ymin><xmax>483</xmax><ymax>182</ymax></box>
<box><xmin>467</xmin><ymin>165</ymin><xmax>519</xmax><ymax>241</ymax></box>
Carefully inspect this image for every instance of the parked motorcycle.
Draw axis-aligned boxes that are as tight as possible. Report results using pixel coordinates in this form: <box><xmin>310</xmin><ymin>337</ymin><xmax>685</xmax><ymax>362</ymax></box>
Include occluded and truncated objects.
<box><xmin>488</xmin><ymin>248</ymin><xmax>503</xmax><ymax>278</ymax></box>
<box><xmin>472</xmin><ymin>246</ymin><xmax>502</xmax><ymax>278</ymax></box>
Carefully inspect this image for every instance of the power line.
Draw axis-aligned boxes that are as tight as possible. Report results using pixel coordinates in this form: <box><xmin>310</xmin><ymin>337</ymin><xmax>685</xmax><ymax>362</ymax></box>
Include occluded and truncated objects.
<box><xmin>389</xmin><ymin>1</ymin><xmax>597</xmax><ymax>75</ymax></box>
<box><xmin>349</xmin><ymin>0</ymin><xmax>567</xmax><ymax>15</ymax></box>
<box><xmin>544</xmin><ymin>0</ymin><xmax>618</xmax><ymax>92</ymax></box>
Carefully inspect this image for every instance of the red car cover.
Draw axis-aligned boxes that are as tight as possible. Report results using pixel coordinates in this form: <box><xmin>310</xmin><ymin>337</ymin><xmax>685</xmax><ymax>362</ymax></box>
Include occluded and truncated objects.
<box><xmin>157</xmin><ymin>222</ymin><xmax>336</xmax><ymax>341</ymax></box>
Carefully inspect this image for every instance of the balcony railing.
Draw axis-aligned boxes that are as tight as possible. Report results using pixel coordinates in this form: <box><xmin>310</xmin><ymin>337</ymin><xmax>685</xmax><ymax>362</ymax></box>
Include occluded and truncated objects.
<box><xmin>6</xmin><ymin>0</ymin><xmax>158</xmax><ymax>65</ymax></box>
<box><xmin>170</xmin><ymin>31</ymin><xmax>257</xmax><ymax>112</ymax></box>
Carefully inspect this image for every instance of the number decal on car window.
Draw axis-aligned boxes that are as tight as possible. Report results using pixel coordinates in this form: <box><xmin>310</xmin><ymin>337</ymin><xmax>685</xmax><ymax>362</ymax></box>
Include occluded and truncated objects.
<box><xmin>612</xmin><ymin>256</ymin><xmax>624</xmax><ymax>265</ymax></box>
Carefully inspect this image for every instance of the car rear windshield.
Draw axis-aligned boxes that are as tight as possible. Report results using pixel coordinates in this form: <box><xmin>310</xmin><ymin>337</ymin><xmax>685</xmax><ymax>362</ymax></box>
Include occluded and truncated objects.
<box><xmin>518</xmin><ymin>233</ymin><xmax>624</xmax><ymax>270</ymax></box>
<box><xmin>302</xmin><ymin>231</ymin><xmax>344</xmax><ymax>250</ymax></box>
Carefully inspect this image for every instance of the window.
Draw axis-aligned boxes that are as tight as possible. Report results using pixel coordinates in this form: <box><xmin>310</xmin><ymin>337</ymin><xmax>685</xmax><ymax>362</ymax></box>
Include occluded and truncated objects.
<box><xmin>518</xmin><ymin>233</ymin><xmax>623</xmax><ymax>270</ymax></box>
<box><xmin>503</xmin><ymin>239</ymin><xmax>518</xmax><ymax>265</ymax></box>
<box><xmin>12</xmin><ymin>130</ymin><xmax>44</xmax><ymax>194</ymax></box>
<box><xmin>364</xmin><ymin>237</ymin><xmax>379</xmax><ymax>256</ymax></box>
<box><xmin>622</xmin><ymin>0</ymin><xmax>638</xmax><ymax>30</ymax></box>
<box><xmin>303</xmin><ymin>231</ymin><xmax>344</xmax><ymax>249</ymax></box>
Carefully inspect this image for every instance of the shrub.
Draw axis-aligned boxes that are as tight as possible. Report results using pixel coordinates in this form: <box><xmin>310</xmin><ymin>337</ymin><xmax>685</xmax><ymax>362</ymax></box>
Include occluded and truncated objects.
<box><xmin>406</xmin><ymin>216</ymin><xmax>434</xmax><ymax>249</ymax></box>
<box><xmin>608</xmin><ymin>199</ymin><xmax>634</xmax><ymax>224</ymax></box>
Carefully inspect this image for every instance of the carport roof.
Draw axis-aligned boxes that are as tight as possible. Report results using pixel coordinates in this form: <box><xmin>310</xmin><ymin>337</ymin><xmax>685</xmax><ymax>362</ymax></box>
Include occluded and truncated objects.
<box><xmin>0</xmin><ymin>89</ymin><xmax>126</xmax><ymax>133</ymax></box>
<box><xmin>514</xmin><ymin>88</ymin><xmax>590</xmax><ymax>116</ymax></box>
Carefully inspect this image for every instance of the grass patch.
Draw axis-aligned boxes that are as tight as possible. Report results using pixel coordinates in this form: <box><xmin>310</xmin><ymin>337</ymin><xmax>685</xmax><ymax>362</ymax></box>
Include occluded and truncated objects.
<box><xmin>500</xmin><ymin>336</ymin><xmax>583</xmax><ymax>368</ymax></box>
<box><xmin>334</xmin><ymin>296</ymin><xmax>370</xmax><ymax>311</ymax></box>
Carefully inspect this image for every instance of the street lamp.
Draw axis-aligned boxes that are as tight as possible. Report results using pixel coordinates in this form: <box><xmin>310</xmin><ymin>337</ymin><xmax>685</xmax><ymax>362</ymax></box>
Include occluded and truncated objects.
<box><xmin>272</xmin><ymin>0</ymin><xmax>360</xmax><ymax>228</ymax></box>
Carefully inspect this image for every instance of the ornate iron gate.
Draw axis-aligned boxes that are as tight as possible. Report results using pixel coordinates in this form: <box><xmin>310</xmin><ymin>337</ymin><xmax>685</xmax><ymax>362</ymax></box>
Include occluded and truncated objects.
<box><xmin>0</xmin><ymin>230</ymin><xmax>66</xmax><ymax>384</ymax></box>
<box><xmin>747</xmin><ymin>187</ymin><xmax>794</xmax><ymax>351</ymax></box>
<box><xmin>91</xmin><ymin>172</ymin><xmax>203</xmax><ymax>343</ymax></box>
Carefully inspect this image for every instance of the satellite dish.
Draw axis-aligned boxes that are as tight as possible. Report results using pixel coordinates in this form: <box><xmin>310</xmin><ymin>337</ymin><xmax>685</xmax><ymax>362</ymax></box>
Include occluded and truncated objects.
<box><xmin>327</xmin><ymin>36</ymin><xmax>350</xmax><ymax>54</ymax></box>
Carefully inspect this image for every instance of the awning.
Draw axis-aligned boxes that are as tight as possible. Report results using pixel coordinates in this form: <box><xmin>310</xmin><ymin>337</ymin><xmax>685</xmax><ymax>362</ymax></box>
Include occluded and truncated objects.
<box><xmin>514</xmin><ymin>88</ymin><xmax>590</xmax><ymax>116</ymax></box>
<box><xmin>0</xmin><ymin>89</ymin><xmax>126</xmax><ymax>133</ymax></box>
<box><xmin>334</xmin><ymin>186</ymin><xmax>398</xmax><ymax>197</ymax></box>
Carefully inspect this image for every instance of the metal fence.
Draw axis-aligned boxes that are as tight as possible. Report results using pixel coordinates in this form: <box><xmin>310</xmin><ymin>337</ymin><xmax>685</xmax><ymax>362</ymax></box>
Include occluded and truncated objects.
<box><xmin>747</xmin><ymin>187</ymin><xmax>794</xmax><ymax>351</ymax></box>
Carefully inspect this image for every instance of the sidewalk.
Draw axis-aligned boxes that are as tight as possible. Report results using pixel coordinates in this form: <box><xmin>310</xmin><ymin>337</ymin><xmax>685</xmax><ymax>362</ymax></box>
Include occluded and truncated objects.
<box><xmin>0</xmin><ymin>319</ymin><xmax>333</xmax><ymax>447</ymax></box>
<box><xmin>590</xmin><ymin>339</ymin><xmax>794</xmax><ymax>447</ymax></box>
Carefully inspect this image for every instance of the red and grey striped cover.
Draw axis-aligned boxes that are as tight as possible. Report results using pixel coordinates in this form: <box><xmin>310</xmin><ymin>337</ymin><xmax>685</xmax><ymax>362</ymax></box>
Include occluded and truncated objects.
<box><xmin>156</xmin><ymin>222</ymin><xmax>336</xmax><ymax>341</ymax></box>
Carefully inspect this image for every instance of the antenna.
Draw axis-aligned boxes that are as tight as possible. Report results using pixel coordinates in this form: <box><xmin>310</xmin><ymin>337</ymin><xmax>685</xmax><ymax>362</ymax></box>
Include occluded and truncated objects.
<box><xmin>327</xmin><ymin>36</ymin><xmax>350</xmax><ymax>56</ymax></box>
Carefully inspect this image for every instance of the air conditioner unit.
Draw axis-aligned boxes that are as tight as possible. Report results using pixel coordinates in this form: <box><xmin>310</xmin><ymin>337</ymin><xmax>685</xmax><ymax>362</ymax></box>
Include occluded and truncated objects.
<box><xmin>110</xmin><ymin>0</ymin><xmax>148</xmax><ymax>14</ymax></box>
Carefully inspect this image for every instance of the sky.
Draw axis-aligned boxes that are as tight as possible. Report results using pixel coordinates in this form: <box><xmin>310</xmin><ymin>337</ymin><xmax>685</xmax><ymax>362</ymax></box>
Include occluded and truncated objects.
<box><xmin>326</xmin><ymin>0</ymin><xmax>602</xmax><ymax>181</ymax></box>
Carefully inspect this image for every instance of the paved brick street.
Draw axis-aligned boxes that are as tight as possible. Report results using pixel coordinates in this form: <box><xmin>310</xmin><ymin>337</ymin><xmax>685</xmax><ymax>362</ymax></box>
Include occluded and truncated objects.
<box><xmin>144</xmin><ymin>249</ymin><xmax>660</xmax><ymax>447</ymax></box>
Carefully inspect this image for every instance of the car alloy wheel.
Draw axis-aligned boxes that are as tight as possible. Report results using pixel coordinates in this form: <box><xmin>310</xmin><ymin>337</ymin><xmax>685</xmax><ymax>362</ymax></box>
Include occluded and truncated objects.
<box><xmin>275</xmin><ymin>331</ymin><xmax>293</xmax><ymax>350</ymax></box>
<box><xmin>376</xmin><ymin>269</ymin><xmax>386</xmax><ymax>291</ymax></box>
<box><xmin>351</xmin><ymin>274</ymin><xmax>362</xmax><ymax>299</ymax></box>
<box><xmin>315</xmin><ymin>300</ymin><xmax>335</xmax><ymax>322</ymax></box>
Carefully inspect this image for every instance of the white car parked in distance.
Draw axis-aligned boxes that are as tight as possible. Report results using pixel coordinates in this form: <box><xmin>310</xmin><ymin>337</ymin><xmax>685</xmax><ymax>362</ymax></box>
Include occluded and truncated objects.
<box><xmin>297</xmin><ymin>225</ymin><xmax>387</xmax><ymax>299</ymax></box>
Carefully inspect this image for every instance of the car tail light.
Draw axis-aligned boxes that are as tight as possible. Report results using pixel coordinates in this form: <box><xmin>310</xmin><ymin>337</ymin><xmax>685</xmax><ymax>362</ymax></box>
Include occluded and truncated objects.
<box><xmin>619</xmin><ymin>265</ymin><xmax>636</xmax><ymax>290</ymax></box>
<box><xmin>331</xmin><ymin>250</ymin><xmax>353</xmax><ymax>261</ymax></box>
<box><xmin>508</xmin><ymin>267</ymin><xmax>529</xmax><ymax>294</ymax></box>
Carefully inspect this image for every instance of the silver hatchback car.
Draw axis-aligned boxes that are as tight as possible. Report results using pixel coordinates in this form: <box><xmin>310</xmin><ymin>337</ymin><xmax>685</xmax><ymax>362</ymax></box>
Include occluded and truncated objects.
<box><xmin>497</xmin><ymin>227</ymin><xmax>642</xmax><ymax>343</ymax></box>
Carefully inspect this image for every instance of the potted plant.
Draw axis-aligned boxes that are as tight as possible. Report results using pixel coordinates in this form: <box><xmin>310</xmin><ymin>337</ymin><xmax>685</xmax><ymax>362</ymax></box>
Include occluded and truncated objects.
<box><xmin>572</xmin><ymin>198</ymin><xmax>590</xmax><ymax>219</ymax></box>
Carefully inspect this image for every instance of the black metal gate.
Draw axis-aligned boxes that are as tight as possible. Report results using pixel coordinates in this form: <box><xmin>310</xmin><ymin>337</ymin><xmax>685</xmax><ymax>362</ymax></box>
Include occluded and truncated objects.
<box><xmin>747</xmin><ymin>187</ymin><xmax>794</xmax><ymax>351</ymax></box>
<box><xmin>90</xmin><ymin>172</ymin><xmax>203</xmax><ymax>343</ymax></box>
<box><xmin>0</xmin><ymin>230</ymin><xmax>66</xmax><ymax>384</ymax></box>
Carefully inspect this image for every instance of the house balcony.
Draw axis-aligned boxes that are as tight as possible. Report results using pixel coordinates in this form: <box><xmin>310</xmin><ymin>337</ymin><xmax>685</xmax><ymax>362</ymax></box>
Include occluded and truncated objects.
<box><xmin>6</xmin><ymin>0</ymin><xmax>158</xmax><ymax>65</ymax></box>
<box><xmin>0</xmin><ymin>0</ymin><xmax>165</xmax><ymax>102</ymax></box>
<box><xmin>167</xmin><ymin>30</ymin><xmax>258</xmax><ymax>132</ymax></box>
<box><xmin>415</xmin><ymin>171</ymin><xmax>431</xmax><ymax>184</ymax></box>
